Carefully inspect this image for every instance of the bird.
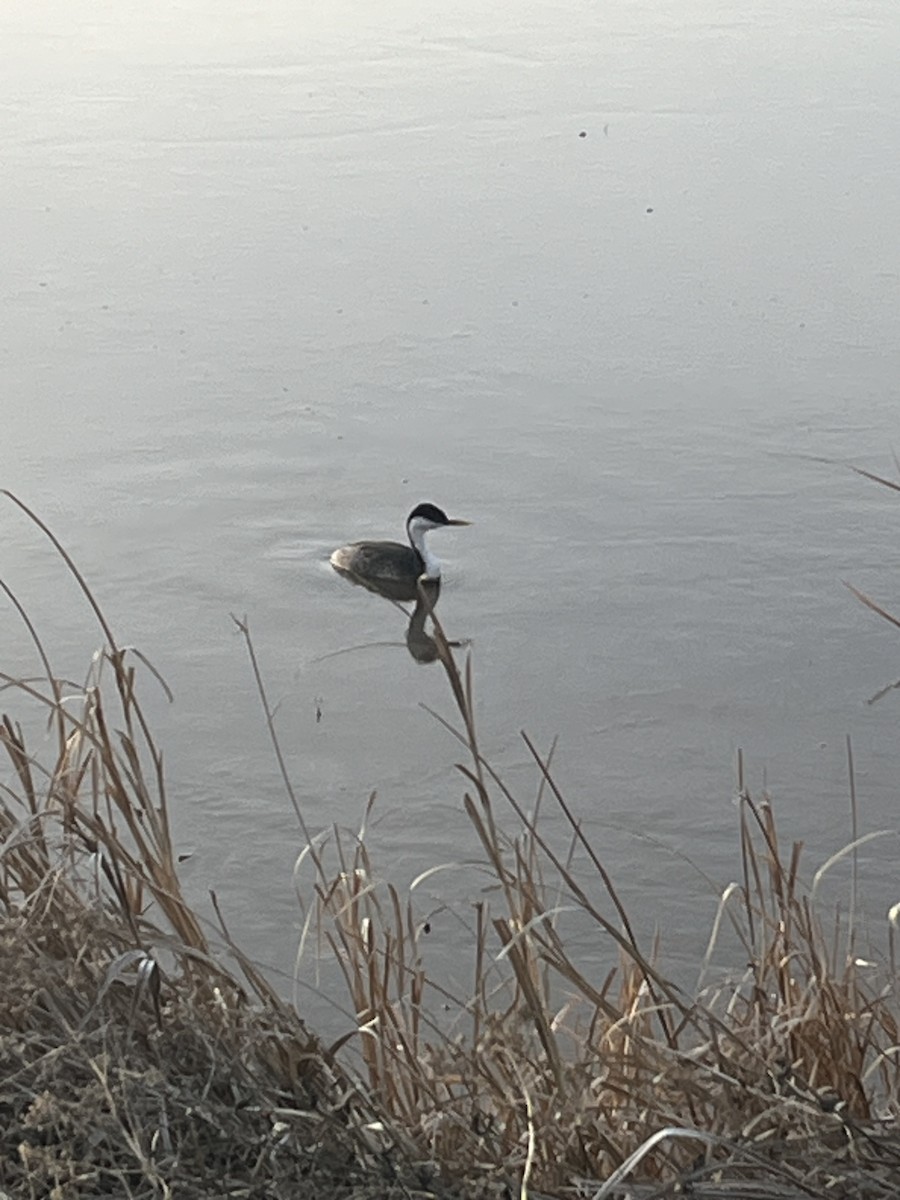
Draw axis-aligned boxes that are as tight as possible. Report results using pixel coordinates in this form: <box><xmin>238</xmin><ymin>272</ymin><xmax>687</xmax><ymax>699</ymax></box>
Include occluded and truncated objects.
<box><xmin>330</xmin><ymin>502</ymin><xmax>470</xmax><ymax>602</ymax></box>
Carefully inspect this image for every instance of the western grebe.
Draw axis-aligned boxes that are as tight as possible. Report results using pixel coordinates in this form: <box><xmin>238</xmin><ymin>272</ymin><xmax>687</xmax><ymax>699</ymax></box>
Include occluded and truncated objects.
<box><xmin>330</xmin><ymin>502</ymin><xmax>470</xmax><ymax>601</ymax></box>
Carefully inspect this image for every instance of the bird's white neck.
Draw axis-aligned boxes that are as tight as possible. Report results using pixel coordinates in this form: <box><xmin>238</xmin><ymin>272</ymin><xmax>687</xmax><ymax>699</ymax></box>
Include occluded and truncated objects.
<box><xmin>408</xmin><ymin>517</ymin><xmax>442</xmax><ymax>579</ymax></box>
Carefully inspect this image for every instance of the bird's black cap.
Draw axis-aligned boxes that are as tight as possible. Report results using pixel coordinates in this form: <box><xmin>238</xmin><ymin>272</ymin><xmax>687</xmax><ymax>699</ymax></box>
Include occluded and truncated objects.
<box><xmin>407</xmin><ymin>502</ymin><xmax>451</xmax><ymax>525</ymax></box>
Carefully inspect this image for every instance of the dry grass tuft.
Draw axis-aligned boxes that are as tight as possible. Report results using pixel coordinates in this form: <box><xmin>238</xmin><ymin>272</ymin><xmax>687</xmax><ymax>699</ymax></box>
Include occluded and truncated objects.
<box><xmin>0</xmin><ymin>494</ymin><xmax>458</xmax><ymax>1200</ymax></box>
<box><xmin>301</xmin><ymin>590</ymin><xmax>900</xmax><ymax>1199</ymax></box>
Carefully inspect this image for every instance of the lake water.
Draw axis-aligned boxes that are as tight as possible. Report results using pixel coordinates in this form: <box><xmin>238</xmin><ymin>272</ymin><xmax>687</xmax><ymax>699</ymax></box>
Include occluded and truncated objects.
<box><xmin>4</xmin><ymin>0</ymin><xmax>900</xmax><ymax>1015</ymax></box>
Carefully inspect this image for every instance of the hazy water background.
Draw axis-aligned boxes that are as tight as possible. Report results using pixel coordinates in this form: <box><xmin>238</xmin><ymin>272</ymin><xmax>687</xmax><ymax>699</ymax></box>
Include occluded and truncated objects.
<box><xmin>3</xmin><ymin>0</ymin><xmax>900</xmax><ymax>1018</ymax></box>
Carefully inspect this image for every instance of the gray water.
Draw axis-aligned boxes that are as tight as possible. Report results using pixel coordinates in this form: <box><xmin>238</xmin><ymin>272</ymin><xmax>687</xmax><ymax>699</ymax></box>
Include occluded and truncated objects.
<box><xmin>4</xmin><ymin>0</ymin><xmax>900</xmax><ymax>1013</ymax></box>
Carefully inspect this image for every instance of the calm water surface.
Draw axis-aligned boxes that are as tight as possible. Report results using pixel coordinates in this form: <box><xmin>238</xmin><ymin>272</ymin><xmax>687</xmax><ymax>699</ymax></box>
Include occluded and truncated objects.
<box><xmin>4</xmin><ymin>0</ymin><xmax>900</xmax><ymax>1011</ymax></box>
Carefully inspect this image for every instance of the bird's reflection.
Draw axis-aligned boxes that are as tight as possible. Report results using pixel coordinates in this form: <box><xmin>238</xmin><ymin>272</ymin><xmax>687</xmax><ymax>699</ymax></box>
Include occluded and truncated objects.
<box><xmin>328</xmin><ymin>569</ymin><xmax>465</xmax><ymax>665</ymax></box>
<box><xmin>404</xmin><ymin>579</ymin><xmax>443</xmax><ymax>663</ymax></box>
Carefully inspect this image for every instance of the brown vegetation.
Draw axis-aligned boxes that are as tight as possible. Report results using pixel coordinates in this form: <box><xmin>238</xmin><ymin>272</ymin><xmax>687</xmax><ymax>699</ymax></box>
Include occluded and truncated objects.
<box><xmin>1</xmin><ymin>491</ymin><xmax>899</xmax><ymax>1198</ymax></box>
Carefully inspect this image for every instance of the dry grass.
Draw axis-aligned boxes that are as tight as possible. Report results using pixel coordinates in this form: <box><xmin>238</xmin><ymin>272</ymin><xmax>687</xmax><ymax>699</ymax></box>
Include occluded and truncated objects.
<box><xmin>0</xmin><ymin>494</ymin><xmax>449</xmax><ymax>1200</ymax></box>
<box><xmin>1</xmin><ymin>489</ymin><xmax>900</xmax><ymax>1199</ymax></box>
<box><xmin>296</xmin><ymin>591</ymin><xmax>900</xmax><ymax>1199</ymax></box>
